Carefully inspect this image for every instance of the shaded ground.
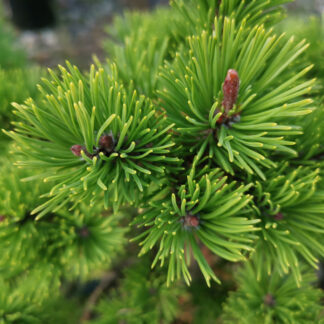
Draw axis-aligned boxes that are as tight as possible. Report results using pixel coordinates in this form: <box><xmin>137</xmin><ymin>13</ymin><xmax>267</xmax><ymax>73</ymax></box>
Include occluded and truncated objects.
<box><xmin>3</xmin><ymin>0</ymin><xmax>322</xmax><ymax>70</ymax></box>
<box><xmin>4</xmin><ymin>0</ymin><xmax>167</xmax><ymax>69</ymax></box>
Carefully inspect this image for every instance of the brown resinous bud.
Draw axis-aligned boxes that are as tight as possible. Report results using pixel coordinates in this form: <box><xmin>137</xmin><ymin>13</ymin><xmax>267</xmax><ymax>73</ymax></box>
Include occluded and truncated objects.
<box><xmin>77</xmin><ymin>226</ymin><xmax>90</xmax><ymax>238</ymax></box>
<box><xmin>182</xmin><ymin>213</ymin><xmax>200</xmax><ymax>229</ymax></box>
<box><xmin>71</xmin><ymin>145</ymin><xmax>83</xmax><ymax>157</ymax></box>
<box><xmin>264</xmin><ymin>294</ymin><xmax>276</xmax><ymax>308</ymax></box>
<box><xmin>222</xmin><ymin>69</ymin><xmax>240</xmax><ymax>114</ymax></box>
<box><xmin>99</xmin><ymin>132</ymin><xmax>115</xmax><ymax>154</ymax></box>
<box><xmin>274</xmin><ymin>212</ymin><xmax>284</xmax><ymax>221</ymax></box>
<box><xmin>71</xmin><ymin>145</ymin><xmax>93</xmax><ymax>159</ymax></box>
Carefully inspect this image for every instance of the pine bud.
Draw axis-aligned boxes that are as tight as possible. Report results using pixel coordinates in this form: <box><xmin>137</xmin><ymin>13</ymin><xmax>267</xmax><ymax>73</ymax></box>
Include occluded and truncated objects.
<box><xmin>222</xmin><ymin>69</ymin><xmax>240</xmax><ymax>113</ymax></box>
<box><xmin>99</xmin><ymin>133</ymin><xmax>115</xmax><ymax>153</ymax></box>
<box><xmin>78</xmin><ymin>226</ymin><xmax>90</xmax><ymax>238</ymax></box>
<box><xmin>182</xmin><ymin>214</ymin><xmax>199</xmax><ymax>228</ymax></box>
<box><xmin>71</xmin><ymin>145</ymin><xmax>83</xmax><ymax>157</ymax></box>
<box><xmin>71</xmin><ymin>145</ymin><xmax>94</xmax><ymax>159</ymax></box>
<box><xmin>264</xmin><ymin>294</ymin><xmax>276</xmax><ymax>307</ymax></box>
<box><xmin>274</xmin><ymin>212</ymin><xmax>284</xmax><ymax>221</ymax></box>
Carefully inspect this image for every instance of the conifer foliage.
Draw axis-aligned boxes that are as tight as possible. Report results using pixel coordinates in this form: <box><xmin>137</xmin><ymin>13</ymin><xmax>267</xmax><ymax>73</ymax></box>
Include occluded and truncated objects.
<box><xmin>0</xmin><ymin>0</ymin><xmax>323</xmax><ymax>322</ymax></box>
<box><xmin>222</xmin><ymin>260</ymin><xmax>323</xmax><ymax>324</ymax></box>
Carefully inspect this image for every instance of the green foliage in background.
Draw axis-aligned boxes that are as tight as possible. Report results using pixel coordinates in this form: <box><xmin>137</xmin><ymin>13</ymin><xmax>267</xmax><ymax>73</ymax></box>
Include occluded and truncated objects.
<box><xmin>0</xmin><ymin>152</ymin><xmax>127</xmax><ymax>276</ymax></box>
<box><xmin>104</xmin><ymin>7</ymin><xmax>181</xmax><ymax>96</ymax></box>
<box><xmin>278</xmin><ymin>14</ymin><xmax>324</xmax><ymax>160</ymax></box>
<box><xmin>223</xmin><ymin>260</ymin><xmax>323</xmax><ymax>324</ymax></box>
<box><xmin>93</xmin><ymin>259</ymin><xmax>184</xmax><ymax>324</ymax></box>
<box><xmin>0</xmin><ymin>2</ymin><xmax>43</xmax><ymax>153</ymax></box>
<box><xmin>0</xmin><ymin>67</ymin><xmax>44</xmax><ymax>128</ymax></box>
<box><xmin>0</xmin><ymin>267</ymin><xmax>60</xmax><ymax>324</ymax></box>
<box><xmin>0</xmin><ymin>4</ymin><xmax>26</xmax><ymax>69</ymax></box>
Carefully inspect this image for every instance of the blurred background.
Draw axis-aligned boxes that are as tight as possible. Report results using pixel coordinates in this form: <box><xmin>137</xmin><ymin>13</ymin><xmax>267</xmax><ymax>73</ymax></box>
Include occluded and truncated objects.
<box><xmin>1</xmin><ymin>0</ymin><xmax>167</xmax><ymax>69</ymax></box>
<box><xmin>0</xmin><ymin>0</ymin><xmax>322</xmax><ymax>70</ymax></box>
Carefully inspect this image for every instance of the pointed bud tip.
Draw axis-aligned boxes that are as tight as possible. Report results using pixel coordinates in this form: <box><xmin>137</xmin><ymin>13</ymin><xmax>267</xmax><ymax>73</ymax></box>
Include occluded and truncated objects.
<box><xmin>222</xmin><ymin>69</ymin><xmax>240</xmax><ymax>113</ymax></box>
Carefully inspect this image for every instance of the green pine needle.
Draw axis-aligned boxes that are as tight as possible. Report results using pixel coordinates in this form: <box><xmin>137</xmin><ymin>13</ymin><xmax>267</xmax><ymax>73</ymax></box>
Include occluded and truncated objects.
<box><xmin>223</xmin><ymin>260</ymin><xmax>323</xmax><ymax>324</ymax></box>
<box><xmin>132</xmin><ymin>166</ymin><xmax>259</xmax><ymax>286</ymax></box>
<box><xmin>5</xmin><ymin>63</ymin><xmax>182</xmax><ymax>217</ymax></box>
<box><xmin>158</xmin><ymin>17</ymin><xmax>314</xmax><ymax>178</ymax></box>
<box><xmin>250</xmin><ymin>162</ymin><xmax>324</xmax><ymax>285</ymax></box>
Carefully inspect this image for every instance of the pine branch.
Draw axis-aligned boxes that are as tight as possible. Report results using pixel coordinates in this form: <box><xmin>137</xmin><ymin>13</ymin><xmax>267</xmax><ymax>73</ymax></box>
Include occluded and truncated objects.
<box><xmin>250</xmin><ymin>163</ymin><xmax>324</xmax><ymax>284</ymax></box>
<box><xmin>158</xmin><ymin>17</ymin><xmax>314</xmax><ymax>179</ymax></box>
<box><xmin>132</xmin><ymin>164</ymin><xmax>259</xmax><ymax>286</ymax></box>
<box><xmin>5</xmin><ymin>63</ymin><xmax>182</xmax><ymax>217</ymax></box>
<box><xmin>223</xmin><ymin>260</ymin><xmax>323</xmax><ymax>324</ymax></box>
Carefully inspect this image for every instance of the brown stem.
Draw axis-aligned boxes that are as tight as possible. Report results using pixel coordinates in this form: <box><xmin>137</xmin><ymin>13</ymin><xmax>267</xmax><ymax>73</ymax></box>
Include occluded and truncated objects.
<box><xmin>80</xmin><ymin>272</ymin><xmax>116</xmax><ymax>322</ymax></box>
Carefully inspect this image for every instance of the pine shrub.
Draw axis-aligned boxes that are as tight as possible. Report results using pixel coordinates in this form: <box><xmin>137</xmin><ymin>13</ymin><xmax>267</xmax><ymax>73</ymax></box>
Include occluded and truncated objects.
<box><xmin>0</xmin><ymin>0</ymin><xmax>323</xmax><ymax>323</ymax></box>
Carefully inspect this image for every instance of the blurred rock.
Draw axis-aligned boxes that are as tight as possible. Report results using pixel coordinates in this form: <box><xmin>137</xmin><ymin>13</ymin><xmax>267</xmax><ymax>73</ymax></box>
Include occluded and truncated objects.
<box><xmin>287</xmin><ymin>0</ymin><xmax>322</xmax><ymax>14</ymax></box>
<box><xmin>316</xmin><ymin>0</ymin><xmax>324</xmax><ymax>13</ymax></box>
<box><xmin>8</xmin><ymin>0</ymin><xmax>56</xmax><ymax>30</ymax></box>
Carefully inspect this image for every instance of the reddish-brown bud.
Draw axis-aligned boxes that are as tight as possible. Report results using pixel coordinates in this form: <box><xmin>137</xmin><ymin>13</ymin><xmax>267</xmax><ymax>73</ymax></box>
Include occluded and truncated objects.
<box><xmin>264</xmin><ymin>294</ymin><xmax>276</xmax><ymax>307</ymax></box>
<box><xmin>222</xmin><ymin>69</ymin><xmax>240</xmax><ymax>113</ymax></box>
<box><xmin>71</xmin><ymin>145</ymin><xmax>83</xmax><ymax>157</ymax></box>
<box><xmin>71</xmin><ymin>145</ymin><xmax>94</xmax><ymax>159</ymax></box>
<box><xmin>182</xmin><ymin>214</ymin><xmax>199</xmax><ymax>228</ymax></box>
<box><xmin>99</xmin><ymin>133</ymin><xmax>115</xmax><ymax>153</ymax></box>
<box><xmin>78</xmin><ymin>226</ymin><xmax>90</xmax><ymax>238</ymax></box>
<box><xmin>274</xmin><ymin>212</ymin><xmax>284</xmax><ymax>221</ymax></box>
<box><xmin>0</xmin><ymin>215</ymin><xmax>5</xmax><ymax>223</ymax></box>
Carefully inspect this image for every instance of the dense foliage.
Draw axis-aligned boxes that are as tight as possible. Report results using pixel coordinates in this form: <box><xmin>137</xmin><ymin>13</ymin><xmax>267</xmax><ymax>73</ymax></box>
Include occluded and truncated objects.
<box><xmin>0</xmin><ymin>0</ymin><xmax>323</xmax><ymax>323</ymax></box>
